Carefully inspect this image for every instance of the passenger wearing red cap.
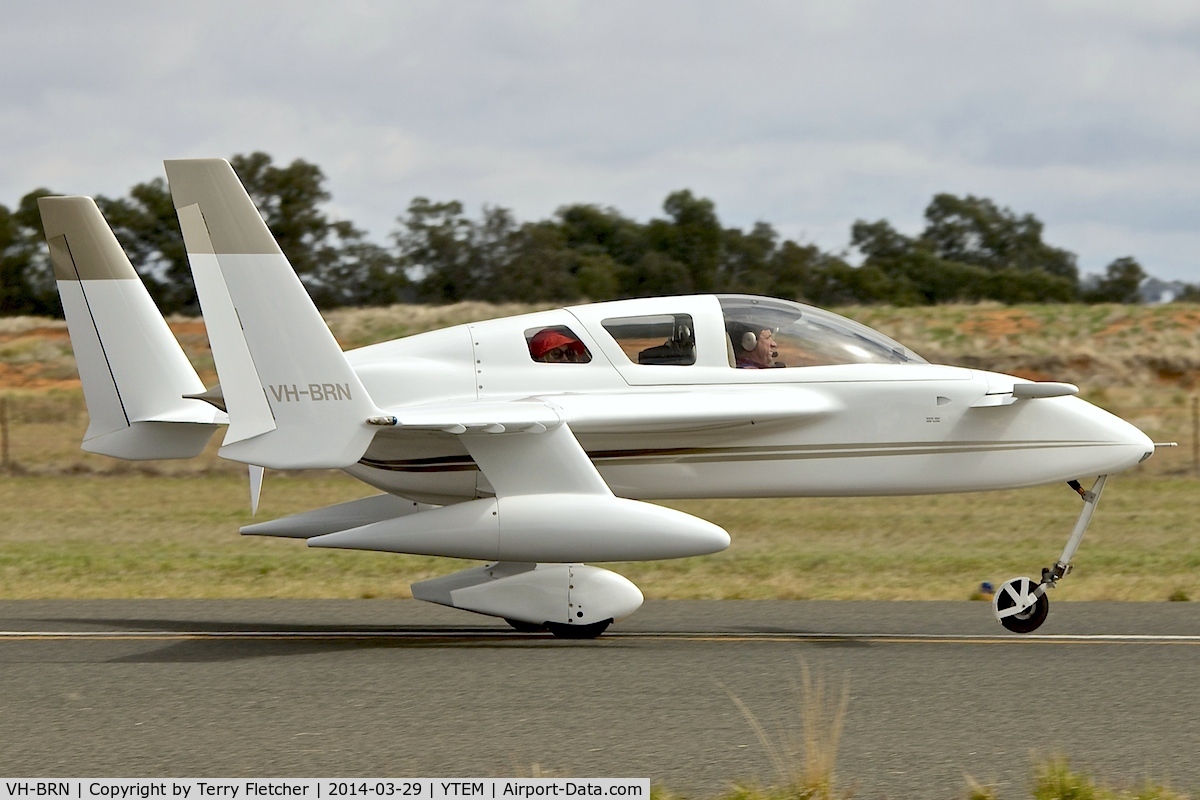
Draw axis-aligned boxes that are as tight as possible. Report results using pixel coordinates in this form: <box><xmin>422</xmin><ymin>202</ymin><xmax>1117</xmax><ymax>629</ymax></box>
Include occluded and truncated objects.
<box><xmin>529</xmin><ymin>328</ymin><xmax>589</xmax><ymax>363</ymax></box>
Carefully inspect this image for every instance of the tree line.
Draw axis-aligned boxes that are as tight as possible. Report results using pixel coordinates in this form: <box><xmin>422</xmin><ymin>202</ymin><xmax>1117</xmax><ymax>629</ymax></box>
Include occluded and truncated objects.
<box><xmin>0</xmin><ymin>151</ymin><xmax>1187</xmax><ymax>318</ymax></box>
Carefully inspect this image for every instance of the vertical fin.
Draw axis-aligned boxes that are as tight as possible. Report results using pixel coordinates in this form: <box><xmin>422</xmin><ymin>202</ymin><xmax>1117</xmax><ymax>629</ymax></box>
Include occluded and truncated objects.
<box><xmin>164</xmin><ymin>158</ymin><xmax>378</xmax><ymax>469</ymax></box>
<box><xmin>175</xmin><ymin>203</ymin><xmax>276</xmax><ymax>445</ymax></box>
<box><xmin>38</xmin><ymin>196</ymin><xmax>220</xmax><ymax>460</ymax></box>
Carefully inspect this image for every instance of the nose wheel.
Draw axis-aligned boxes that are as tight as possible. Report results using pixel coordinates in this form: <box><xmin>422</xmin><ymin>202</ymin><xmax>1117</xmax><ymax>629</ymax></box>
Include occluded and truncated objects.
<box><xmin>993</xmin><ymin>476</ymin><xmax>1107</xmax><ymax>634</ymax></box>
<box><xmin>993</xmin><ymin>577</ymin><xmax>1049</xmax><ymax>633</ymax></box>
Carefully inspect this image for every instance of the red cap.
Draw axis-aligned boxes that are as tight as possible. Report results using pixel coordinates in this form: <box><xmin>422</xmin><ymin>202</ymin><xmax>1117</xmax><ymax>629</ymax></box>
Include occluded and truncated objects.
<box><xmin>530</xmin><ymin>329</ymin><xmax>584</xmax><ymax>358</ymax></box>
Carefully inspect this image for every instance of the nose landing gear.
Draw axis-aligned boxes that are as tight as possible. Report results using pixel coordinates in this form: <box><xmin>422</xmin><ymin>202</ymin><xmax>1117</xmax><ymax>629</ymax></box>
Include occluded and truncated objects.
<box><xmin>993</xmin><ymin>475</ymin><xmax>1108</xmax><ymax>633</ymax></box>
<box><xmin>993</xmin><ymin>576</ymin><xmax>1049</xmax><ymax>633</ymax></box>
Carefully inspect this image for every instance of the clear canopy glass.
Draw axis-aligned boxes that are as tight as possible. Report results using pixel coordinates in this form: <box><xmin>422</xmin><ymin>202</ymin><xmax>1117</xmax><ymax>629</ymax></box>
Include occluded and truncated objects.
<box><xmin>718</xmin><ymin>295</ymin><xmax>925</xmax><ymax>367</ymax></box>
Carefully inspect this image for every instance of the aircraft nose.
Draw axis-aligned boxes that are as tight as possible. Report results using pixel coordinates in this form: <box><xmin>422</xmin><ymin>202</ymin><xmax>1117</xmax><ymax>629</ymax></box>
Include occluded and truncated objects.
<box><xmin>1125</xmin><ymin>420</ymin><xmax>1155</xmax><ymax>463</ymax></box>
<box><xmin>1107</xmin><ymin>406</ymin><xmax>1153</xmax><ymax>449</ymax></box>
<box><xmin>1079</xmin><ymin>398</ymin><xmax>1155</xmax><ymax>468</ymax></box>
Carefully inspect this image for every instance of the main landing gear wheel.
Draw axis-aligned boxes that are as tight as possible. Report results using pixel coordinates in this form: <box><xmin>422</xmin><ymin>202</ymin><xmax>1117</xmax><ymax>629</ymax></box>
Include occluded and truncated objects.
<box><xmin>993</xmin><ymin>577</ymin><xmax>1049</xmax><ymax>634</ymax></box>
<box><xmin>545</xmin><ymin>619</ymin><xmax>612</xmax><ymax>639</ymax></box>
<box><xmin>504</xmin><ymin>619</ymin><xmax>546</xmax><ymax>633</ymax></box>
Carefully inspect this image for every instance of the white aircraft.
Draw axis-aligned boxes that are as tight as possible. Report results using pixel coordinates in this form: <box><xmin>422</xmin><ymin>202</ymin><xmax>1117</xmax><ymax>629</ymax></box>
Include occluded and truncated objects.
<box><xmin>38</xmin><ymin>160</ymin><xmax>1155</xmax><ymax>637</ymax></box>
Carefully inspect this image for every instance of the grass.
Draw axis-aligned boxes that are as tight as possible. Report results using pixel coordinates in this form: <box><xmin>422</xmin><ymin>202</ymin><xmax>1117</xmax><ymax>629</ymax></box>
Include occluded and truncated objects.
<box><xmin>0</xmin><ymin>471</ymin><xmax>1197</xmax><ymax>600</ymax></box>
<box><xmin>1027</xmin><ymin>756</ymin><xmax>1190</xmax><ymax>800</ymax></box>
<box><xmin>6</xmin><ymin>301</ymin><xmax>1200</xmax><ymax>393</ymax></box>
<box><xmin>2</xmin><ymin>301</ymin><xmax>1200</xmax><ymax>600</ymax></box>
<box><xmin>720</xmin><ymin>661</ymin><xmax>851</xmax><ymax>800</ymax></box>
<box><xmin>680</xmin><ymin>668</ymin><xmax>1193</xmax><ymax>800</ymax></box>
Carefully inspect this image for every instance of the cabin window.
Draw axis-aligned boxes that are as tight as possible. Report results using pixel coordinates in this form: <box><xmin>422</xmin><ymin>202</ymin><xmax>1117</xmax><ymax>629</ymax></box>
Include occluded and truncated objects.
<box><xmin>719</xmin><ymin>295</ymin><xmax>924</xmax><ymax>368</ymax></box>
<box><xmin>601</xmin><ymin>314</ymin><xmax>696</xmax><ymax>366</ymax></box>
<box><xmin>525</xmin><ymin>326</ymin><xmax>593</xmax><ymax>363</ymax></box>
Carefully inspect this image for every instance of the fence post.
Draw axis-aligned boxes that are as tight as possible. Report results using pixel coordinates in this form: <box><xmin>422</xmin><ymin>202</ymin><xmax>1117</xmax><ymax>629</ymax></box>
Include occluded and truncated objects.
<box><xmin>1193</xmin><ymin>396</ymin><xmax>1199</xmax><ymax>475</ymax></box>
<box><xmin>1</xmin><ymin>396</ymin><xmax>9</xmax><ymax>473</ymax></box>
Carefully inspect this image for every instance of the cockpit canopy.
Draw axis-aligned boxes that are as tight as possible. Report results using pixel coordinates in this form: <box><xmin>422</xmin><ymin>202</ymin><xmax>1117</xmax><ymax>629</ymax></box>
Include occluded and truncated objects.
<box><xmin>718</xmin><ymin>295</ymin><xmax>925</xmax><ymax>367</ymax></box>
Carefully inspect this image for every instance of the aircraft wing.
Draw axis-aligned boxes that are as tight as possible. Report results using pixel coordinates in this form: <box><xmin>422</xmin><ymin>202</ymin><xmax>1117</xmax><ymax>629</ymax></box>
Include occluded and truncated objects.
<box><xmin>369</xmin><ymin>400</ymin><xmax>609</xmax><ymax>496</ymax></box>
<box><xmin>310</xmin><ymin>385</ymin><xmax>829</xmax><ymax>559</ymax></box>
<box><xmin>373</xmin><ymin>385</ymin><xmax>839</xmax><ymax>438</ymax></box>
<box><xmin>382</xmin><ymin>399</ymin><xmax>562</xmax><ymax>435</ymax></box>
<box><xmin>549</xmin><ymin>385</ymin><xmax>840</xmax><ymax>432</ymax></box>
<box><xmin>311</xmin><ymin>409</ymin><xmax>729</xmax><ymax>561</ymax></box>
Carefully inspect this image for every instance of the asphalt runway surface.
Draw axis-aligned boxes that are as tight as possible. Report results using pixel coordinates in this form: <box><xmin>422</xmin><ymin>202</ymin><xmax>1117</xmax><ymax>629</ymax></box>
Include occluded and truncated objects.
<box><xmin>1</xmin><ymin>600</ymin><xmax>1199</xmax><ymax>799</ymax></box>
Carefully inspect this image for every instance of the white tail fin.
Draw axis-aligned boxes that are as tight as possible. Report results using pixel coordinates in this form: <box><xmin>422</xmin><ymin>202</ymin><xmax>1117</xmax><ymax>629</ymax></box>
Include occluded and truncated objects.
<box><xmin>38</xmin><ymin>196</ymin><xmax>221</xmax><ymax>460</ymax></box>
<box><xmin>164</xmin><ymin>158</ymin><xmax>378</xmax><ymax>469</ymax></box>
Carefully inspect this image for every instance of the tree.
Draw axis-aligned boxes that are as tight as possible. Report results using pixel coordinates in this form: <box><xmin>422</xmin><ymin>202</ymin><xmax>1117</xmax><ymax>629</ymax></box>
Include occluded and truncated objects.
<box><xmin>11</xmin><ymin>157</ymin><xmax>1148</xmax><ymax>315</ymax></box>
<box><xmin>765</xmin><ymin>240</ymin><xmax>828</xmax><ymax>302</ymax></box>
<box><xmin>851</xmin><ymin>219</ymin><xmax>985</xmax><ymax>304</ymax></box>
<box><xmin>1083</xmin><ymin>257</ymin><xmax>1146</xmax><ymax>304</ymax></box>
<box><xmin>96</xmin><ymin>178</ymin><xmax>191</xmax><ymax>312</ymax></box>
<box><xmin>851</xmin><ymin>219</ymin><xmax>916</xmax><ymax>263</ymax></box>
<box><xmin>656</xmin><ymin>190</ymin><xmax>721</xmax><ymax>292</ymax></box>
<box><xmin>718</xmin><ymin>221</ymin><xmax>778</xmax><ymax>295</ymax></box>
<box><xmin>798</xmin><ymin>259</ymin><xmax>898</xmax><ymax>307</ymax></box>
<box><xmin>230</xmin><ymin>152</ymin><xmax>404</xmax><ymax>307</ymax></box>
<box><xmin>573</xmin><ymin>248</ymin><xmax>620</xmax><ymax>300</ymax></box>
<box><xmin>852</xmin><ymin>206</ymin><xmax>1080</xmax><ymax>305</ymax></box>
<box><xmin>395</xmin><ymin>198</ymin><xmax>478</xmax><ymax>302</ymax></box>
<box><xmin>92</xmin><ymin>152</ymin><xmax>403</xmax><ymax>312</ymax></box>
<box><xmin>620</xmin><ymin>250</ymin><xmax>693</xmax><ymax>297</ymax></box>
<box><xmin>490</xmin><ymin>221</ymin><xmax>582</xmax><ymax>302</ymax></box>
<box><xmin>556</xmin><ymin>203</ymin><xmax>648</xmax><ymax>269</ymax></box>
<box><xmin>0</xmin><ymin>190</ymin><xmax>60</xmax><ymax>317</ymax></box>
<box><xmin>920</xmin><ymin>194</ymin><xmax>1079</xmax><ymax>283</ymax></box>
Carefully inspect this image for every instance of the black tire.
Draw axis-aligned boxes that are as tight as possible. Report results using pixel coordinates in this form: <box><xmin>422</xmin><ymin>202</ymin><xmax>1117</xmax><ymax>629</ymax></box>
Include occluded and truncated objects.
<box><xmin>545</xmin><ymin>619</ymin><xmax>612</xmax><ymax>639</ymax></box>
<box><xmin>997</xmin><ymin>586</ymin><xmax>1049</xmax><ymax>633</ymax></box>
<box><xmin>504</xmin><ymin>618</ymin><xmax>546</xmax><ymax>633</ymax></box>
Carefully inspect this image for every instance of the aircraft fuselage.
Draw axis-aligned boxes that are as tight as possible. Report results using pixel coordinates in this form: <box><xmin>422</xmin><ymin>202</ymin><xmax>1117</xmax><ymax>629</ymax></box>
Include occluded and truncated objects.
<box><xmin>343</xmin><ymin>295</ymin><xmax>1152</xmax><ymax>504</ymax></box>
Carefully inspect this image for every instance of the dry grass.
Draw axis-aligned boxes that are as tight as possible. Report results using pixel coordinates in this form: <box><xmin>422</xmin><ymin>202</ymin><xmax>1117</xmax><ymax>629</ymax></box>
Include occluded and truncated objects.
<box><xmin>843</xmin><ymin>304</ymin><xmax>1200</xmax><ymax>396</ymax></box>
<box><xmin>326</xmin><ymin>301</ymin><xmax>557</xmax><ymax>350</ymax></box>
<box><xmin>0</xmin><ymin>471</ymin><xmax>1197</xmax><ymax>601</ymax></box>
<box><xmin>7</xmin><ymin>301</ymin><xmax>1200</xmax><ymax>393</ymax></box>
<box><xmin>3</xmin><ymin>301</ymin><xmax>1200</xmax><ymax>601</ymax></box>
<box><xmin>624</xmin><ymin>475</ymin><xmax>1200</xmax><ymax>602</ymax></box>
<box><xmin>0</xmin><ymin>472</ymin><xmax>457</xmax><ymax>599</ymax></box>
<box><xmin>721</xmin><ymin>661</ymin><xmax>851</xmax><ymax>800</ymax></box>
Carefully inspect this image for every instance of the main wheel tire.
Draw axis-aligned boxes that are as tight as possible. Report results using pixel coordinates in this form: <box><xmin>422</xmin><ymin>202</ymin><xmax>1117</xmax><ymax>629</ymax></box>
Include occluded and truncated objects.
<box><xmin>545</xmin><ymin>619</ymin><xmax>612</xmax><ymax>639</ymax></box>
<box><xmin>997</xmin><ymin>583</ymin><xmax>1050</xmax><ymax>634</ymax></box>
<box><xmin>504</xmin><ymin>619</ymin><xmax>546</xmax><ymax>633</ymax></box>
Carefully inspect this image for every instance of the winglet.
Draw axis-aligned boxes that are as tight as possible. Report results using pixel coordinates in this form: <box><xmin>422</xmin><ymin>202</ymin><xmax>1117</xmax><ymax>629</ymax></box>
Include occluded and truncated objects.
<box><xmin>38</xmin><ymin>195</ymin><xmax>220</xmax><ymax>460</ymax></box>
<box><xmin>165</xmin><ymin>158</ymin><xmax>377</xmax><ymax>469</ymax></box>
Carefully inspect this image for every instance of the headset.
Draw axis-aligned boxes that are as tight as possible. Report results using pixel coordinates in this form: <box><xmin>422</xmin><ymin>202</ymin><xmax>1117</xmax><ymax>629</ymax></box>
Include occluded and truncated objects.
<box><xmin>732</xmin><ymin>325</ymin><xmax>779</xmax><ymax>360</ymax></box>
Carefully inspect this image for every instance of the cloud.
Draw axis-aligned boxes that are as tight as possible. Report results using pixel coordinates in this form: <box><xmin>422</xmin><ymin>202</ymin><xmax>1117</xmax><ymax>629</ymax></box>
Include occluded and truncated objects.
<box><xmin>4</xmin><ymin>1</ymin><xmax>1200</xmax><ymax>279</ymax></box>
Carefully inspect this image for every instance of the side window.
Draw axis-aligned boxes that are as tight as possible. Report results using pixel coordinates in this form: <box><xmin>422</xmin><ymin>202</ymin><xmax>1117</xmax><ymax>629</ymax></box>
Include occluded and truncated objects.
<box><xmin>525</xmin><ymin>326</ymin><xmax>592</xmax><ymax>363</ymax></box>
<box><xmin>601</xmin><ymin>314</ymin><xmax>696</xmax><ymax>366</ymax></box>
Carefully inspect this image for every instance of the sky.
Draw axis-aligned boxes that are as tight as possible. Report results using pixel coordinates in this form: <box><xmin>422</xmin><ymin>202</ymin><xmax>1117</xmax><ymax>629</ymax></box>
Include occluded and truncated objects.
<box><xmin>4</xmin><ymin>1</ymin><xmax>1200</xmax><ymax>281</ymax></box>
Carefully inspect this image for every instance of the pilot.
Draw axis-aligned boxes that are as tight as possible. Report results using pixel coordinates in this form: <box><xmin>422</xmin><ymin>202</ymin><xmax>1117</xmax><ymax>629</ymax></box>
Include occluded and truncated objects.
<box><xmin>529</xmin><ymin>328</ymin><xmax>589</xmax><ymax>363</ymax></box>
<box><xmin>729</xmin><ymin>323</ymin><xmax>781</xmax><ymax>369</ymax></box>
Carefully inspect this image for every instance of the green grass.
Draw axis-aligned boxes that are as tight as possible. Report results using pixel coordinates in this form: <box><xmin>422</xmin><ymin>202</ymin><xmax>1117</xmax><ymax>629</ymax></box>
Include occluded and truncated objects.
<box><xmin>2</xmin><ymin>301</ymin><xmax>1200</xmax><ymax>600</ymax></box>
<box><xmin>1</xmin><ymin>471</ymin><xmax>1197</xmax><ymax>600</ymax></box>
<box><xmin>1028</xmin><ymin>756</ymin><xmax>1191</xmax><ymax>800</ymax></box>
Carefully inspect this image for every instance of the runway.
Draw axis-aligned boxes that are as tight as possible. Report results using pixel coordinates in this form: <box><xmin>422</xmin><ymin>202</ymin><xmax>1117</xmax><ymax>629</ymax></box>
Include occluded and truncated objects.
<box><xmin>1</xmin><ymin>600</ymin><xmax>1198</xmax><ymax>799</ymax></box>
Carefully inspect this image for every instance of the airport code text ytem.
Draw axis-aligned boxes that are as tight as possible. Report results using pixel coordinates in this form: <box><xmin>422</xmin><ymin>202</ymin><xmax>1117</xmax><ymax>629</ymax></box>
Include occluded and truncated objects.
<box><xmin>0</xmin><ymin>782</ymin><xmax>648</xmax><ymax>800</ymax></box>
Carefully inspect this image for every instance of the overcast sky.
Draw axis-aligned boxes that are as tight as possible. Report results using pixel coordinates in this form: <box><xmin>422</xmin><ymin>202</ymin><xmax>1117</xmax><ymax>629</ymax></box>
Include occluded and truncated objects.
<box><xmin>5</xmin><ymin>1</ymin><xmax>1200</xmax><ymax>281</ymax></box>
